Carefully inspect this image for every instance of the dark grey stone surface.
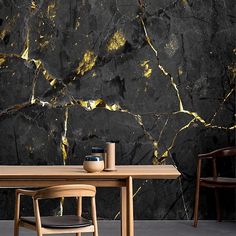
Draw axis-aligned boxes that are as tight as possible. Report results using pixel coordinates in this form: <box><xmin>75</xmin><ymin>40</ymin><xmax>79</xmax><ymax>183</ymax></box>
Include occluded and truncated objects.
<box><xmin>0</xmin><ymin>0</ymin><xmax>235</xmax><ymax>220</ymax></box>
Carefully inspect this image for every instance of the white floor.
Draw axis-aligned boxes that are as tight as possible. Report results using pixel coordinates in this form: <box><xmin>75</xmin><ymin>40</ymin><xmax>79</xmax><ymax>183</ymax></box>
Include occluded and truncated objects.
<box><xmin>1</xmin><ymin>220</ymin><xmax>235</xmax><ymax>236</ymax></box>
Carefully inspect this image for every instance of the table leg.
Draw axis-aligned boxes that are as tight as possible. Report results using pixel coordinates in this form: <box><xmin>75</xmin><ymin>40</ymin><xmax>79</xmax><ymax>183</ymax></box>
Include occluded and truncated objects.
<box><xmin>127</xmin><ymin>176</ymin><xmax>134</xmax><ymax>236</ymax></box>
<box><xmin>121</xmin><ymin>187</ymin><xmax>127</xmax><ymax>236</ymax></box>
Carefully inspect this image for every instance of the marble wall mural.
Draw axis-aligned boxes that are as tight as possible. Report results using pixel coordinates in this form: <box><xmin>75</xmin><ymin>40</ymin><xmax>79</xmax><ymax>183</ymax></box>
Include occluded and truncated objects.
<box><xmin>0</xmin><ymin>0</ymin><xmax>235</xmax><ymax>220</ymax></box>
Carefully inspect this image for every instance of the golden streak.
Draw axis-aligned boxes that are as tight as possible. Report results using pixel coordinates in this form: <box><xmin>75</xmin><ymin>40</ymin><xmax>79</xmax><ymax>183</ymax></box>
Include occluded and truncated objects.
<box><xmin>210</xmin><ymin>88</ymin><xmax>235</xmax><ymax>123</ymax></box>
<box><xmin>141</xmin><ymin>60</ymin><xmax>152</xmax><ymax>78</ymax></box>
<box><xmin>79</xmin><ymin>99</ymin><xmax>126</xmax><ymax>113</ymax></box>
<box><xmin>31</xmin><ymin>0</ymin><xmax>37</xmax><ymax>11</ymax></box>
<box><xmin>140</xmin><ymin>18</ymin><xmax>158</xmax><ymax>56</ymax></box>
<box><xmin>228</xmin><ymin>63</ymin><xmax>236</xmax><ymax>79</ymax></box>
<box><xmin>0</xmin><ymin>57</ymin><xmax>5</xmax><ymax>66</ymax></box>
<box><xmin>107</xmin><ymin>31</ymin><xmax>126</xmax><ymax>51</ymax></box>
<box><xmin>75</xmin><ymin>50</ymin><xmax>97</xmax><ymax>76</ymax></box>
<box><xmin>21</xmin><ymin>30</ymin><xmax>29</xmax><ymax>60</ymax></box>
<box><xmin>32</xmin><ymin>59</ymin><xmax>41</xmax><ymax>69</ymax></box>
<box><xmin>134</xmin><ymin>114</ymin><xmax>143</xmax><ymax>126</ymax></box>
<box><xmin>131</xmin><ymin>113</ymin><xmax>161</xmax><ymax>164</ymax></box>
<box><xmin>153</xmin><ymin>117</ymin><xmax>169</xmax><ymax>164</ymax></box>
<box><xmin>43</xmin><ymin>70</ymin><xmax>57</xmax><ymax>87</ymax></box>
<box><xmin>79</xmin><ymin>99</ymin><xmax>103</xmax><ymax>111</ymax></box>
<box><xmin>140</xmin><ymin>17</ymin><xmax>184</xmax><ymax>112</ymax></box>
<box><xmin>170</xmin><ymin>76</ymin><xmax>184</xmax><ymax>111</ymax></box>
<box><xmin>0</xmin><ymin>29</ymin><xmax>7</xmax><ymax>40</ymax></box>
<box><xmin>32</xmin><ymin>59</ymin><xmax>57</xmax><ymax>87</ymax></box>
<box><xmin>61</xmin><ymin>136</ymin><xmax>69</xmax><ymax>164</ymax></box>
<box><xmin>105</xmin><ymin>103</ymin><xmax>122</xmax><ymax>111</ymax></box>
<box><xmin>61</xmin><ymin>108</ymin><xmax>69</xmax><ymax>165</ymax></box>
<box><xmin>75</xmin><ymin>18</ymin><xmax>80</xmax><ymax>30</ymax></box>
<box><xmin>47</xmin><ymin>2</ymin><xmax>56</xmax><ymax>20</ymax></box>
<box><xmin>161</xmin><ymin>118</ymin><xmax>196</xmax><ymax>159</ymax></box>
<box><xmin>152</xmin><ymin>141</ymin><xmax>158</xmax><ymax>164</ymax></box>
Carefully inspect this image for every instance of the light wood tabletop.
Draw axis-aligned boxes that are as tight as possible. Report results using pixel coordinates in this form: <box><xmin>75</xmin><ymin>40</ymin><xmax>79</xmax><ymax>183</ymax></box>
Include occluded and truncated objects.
<box><xmin>0</xmin><ymin>165</ymin><xmax>180</xmax><ymax>179</ymax></box>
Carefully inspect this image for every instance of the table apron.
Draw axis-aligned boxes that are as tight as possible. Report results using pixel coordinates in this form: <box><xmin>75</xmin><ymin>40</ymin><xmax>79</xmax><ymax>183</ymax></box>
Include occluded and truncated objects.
<box><xmin>0</xmin><ymin>179</ymin><xmax>126</xmax><ymax>188</ymax></box>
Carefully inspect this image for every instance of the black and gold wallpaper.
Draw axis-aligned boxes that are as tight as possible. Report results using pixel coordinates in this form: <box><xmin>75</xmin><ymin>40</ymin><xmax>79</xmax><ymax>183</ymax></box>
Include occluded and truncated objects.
<box><xmin>0</xmin><ymin>0</ymin><xmax>235</xmax><ymax>220</ymax></box>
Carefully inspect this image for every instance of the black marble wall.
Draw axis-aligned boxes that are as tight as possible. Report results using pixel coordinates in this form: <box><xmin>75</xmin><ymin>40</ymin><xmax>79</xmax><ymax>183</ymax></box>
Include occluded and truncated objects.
<box><xmin>0</xmin><ymin>0</ymin><xmax>235</xmax><ymax>220</ymax></box>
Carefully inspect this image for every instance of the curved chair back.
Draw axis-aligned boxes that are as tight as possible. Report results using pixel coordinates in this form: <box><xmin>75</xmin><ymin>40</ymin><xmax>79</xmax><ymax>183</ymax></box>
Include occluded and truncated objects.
<box><xmin>34</xmin><ymin>184</ymin><xmax>96</xmax><ymax>199</ymax></box>
<box><xmin>198</xmin><ymin>146</ymin><xmax>236</xmax><ymax>159</ymax></box>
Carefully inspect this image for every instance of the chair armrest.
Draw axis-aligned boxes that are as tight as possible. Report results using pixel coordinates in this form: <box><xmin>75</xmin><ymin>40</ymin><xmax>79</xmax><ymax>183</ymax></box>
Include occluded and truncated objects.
<box><xmin>198</xmin><ymin>153</ymin><xmax>213</xmax><ymax>159</ymax></box>
<box><xmin>16</xmin><ymin>189</ymin><xmax>36</xmax><ymax>197</ymax></box>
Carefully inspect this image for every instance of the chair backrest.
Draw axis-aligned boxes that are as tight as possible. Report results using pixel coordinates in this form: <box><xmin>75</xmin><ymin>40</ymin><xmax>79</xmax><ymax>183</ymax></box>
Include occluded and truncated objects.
<box><xmin>198</xmin><ymin>147</ymin><xmax>236</xmax><ymax>178</ymax></box>
<box><xmin>34</xmin><ymin>184</ymin><xmax>96</xmax><ymax>199</ymax></box>
<box><xmin>198</xmin><ymin>146</ymin><xmax>236</xmax><ymax>159</ymax></box>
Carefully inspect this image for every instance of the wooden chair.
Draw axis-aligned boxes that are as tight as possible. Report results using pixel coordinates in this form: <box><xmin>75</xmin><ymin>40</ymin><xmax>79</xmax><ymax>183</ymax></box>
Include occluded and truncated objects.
<box><xmin>193</xmin><ymin>146</ymin><xmax>236</xmax><ymax>227</ymax></box>
<box><xmin>14</xmin><ymin>184</ymin><xmax>98</xmax><ymax>236</ymax></box>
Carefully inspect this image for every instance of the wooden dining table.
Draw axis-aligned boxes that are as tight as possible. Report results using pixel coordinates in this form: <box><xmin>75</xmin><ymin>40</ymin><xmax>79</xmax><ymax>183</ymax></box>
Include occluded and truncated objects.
<box><xmin>0</xmin><ymin>165</ymin><xmax>180</xmax><ymax>236</ymax></box>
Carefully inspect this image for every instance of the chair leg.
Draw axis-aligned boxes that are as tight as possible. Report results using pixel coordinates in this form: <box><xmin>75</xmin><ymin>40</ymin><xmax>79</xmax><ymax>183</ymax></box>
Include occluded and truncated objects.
<box><xmin>76</xmin><ymin>197</ymin><xmax>82</xmax><ymax>236</ymax></box>
<box><xmin>91</xmin><ymin>197</ymin><xmax>98</xmax><ymax>236</ymax></box>
<box><xmin>14</xmin><ymin>192</ymin><xmax>20</xmax><ymax>236</ymax></box>
<box><xmin>193</xmin><ymin>184</ymin><xmax>200</xmax><ymax>227</ymax></box>
<box><xmin>33</xmin><ymin>199</ymin><xmax>43</xmax><ymax>236</ymax></box>
<box><xmin>214</xmin><ymin>189</ymin><xmax>221</xmax><ymax>222</ymax></box>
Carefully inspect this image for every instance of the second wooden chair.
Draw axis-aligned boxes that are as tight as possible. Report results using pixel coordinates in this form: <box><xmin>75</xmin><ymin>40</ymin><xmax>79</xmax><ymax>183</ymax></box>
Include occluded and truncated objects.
<box><xmin>193</xmin><ymin>146</ymin><xmax>236</xmax><ymax>227</ymax></box>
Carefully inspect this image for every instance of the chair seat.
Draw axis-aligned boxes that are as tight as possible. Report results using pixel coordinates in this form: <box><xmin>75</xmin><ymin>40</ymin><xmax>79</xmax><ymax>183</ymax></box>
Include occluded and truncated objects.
<box><xmin>200</xmin><ymin>177</ymin><xmax>236</xmax><ymax>187</ymax></box>
<box><xmin>20</xmin><ymin>215</ymin><xmax>91</xmax><ymax>229</ymax></box>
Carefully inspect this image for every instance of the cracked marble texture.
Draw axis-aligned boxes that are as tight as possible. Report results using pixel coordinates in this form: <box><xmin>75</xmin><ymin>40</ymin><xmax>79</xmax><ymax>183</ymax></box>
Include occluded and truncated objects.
<box><xmin>0</xmin><ymin>0</ymin><xmax>235</xmax><ymax>220</ymax></box>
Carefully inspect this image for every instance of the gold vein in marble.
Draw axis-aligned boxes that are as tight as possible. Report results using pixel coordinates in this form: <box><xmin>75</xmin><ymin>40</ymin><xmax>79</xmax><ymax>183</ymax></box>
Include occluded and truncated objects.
<box><xmin>15</xmin><ymin>28</ymin><xmax>57</xmax><ymax>87</ymax></box>
<box><xmin>47</xmin><ymin>1</ymin><xmax>56</xmax><ymax>21</ymax></box>
<box><xmin>21</xmin><ymin>30</ymin><xmax>30</xmax><ymax>60</ymax></box>
<box><xmin>43</xmin><ymin>70</ymin><xmax>57</xmax><ymax>86</ymax></box>
<box><xmin>61</xmin><ymin>136</ymin><xmax>69</xmax><ymax>164</ymax></box>
<box><xmin>105</xmin><ymin>103</ymin><xmax>122</xmax><ymax>111</ymax></box>
<box><xmin>31</xmin><ymin>0</ymin><xmax>37</xmax><ymax>11</ymax></box>
<box><xmin>79</xmin><ymin>99</ymin><xmax>103</xmax><ymax>111</ymax></box>
<box><xmin>160</xmin><ymin>118</ymin><xmax>196</xmax><ymax>159</ymax></box>
<box><xmin>107</xmin><ymin>31</ymin><xmax>126</xmax><ymax>51</ymax></box>
<box><xmin>75</xmin><ymin>50</ymin><xmax>97</xmax><ymax>77</ymax></box>
<box><xmin>61</xmin><ymin>108</ymin><xmax>69</xmax><ymax>165</ymax></box>
<box><xmin>0</xmin><ymin>29</ymin><xmax>7</xmax><ymax>40</ymax></box>
<box><xmin>75</xmin><ymin>18</ymin><xmax>80</xmax><ymax>30</ymax></box>
<box><xmin>152</xmin><ymin>141</ymin><xmax>158</xmax><ymax>164</ymax></box>
<box><xmin>210</xmin><ymin>88</ymin><xmax>235</xmax><ymax>124</ymax></box>
<box><xmin>0</xmin><ymin>57</ymin><xmax>5</xmax><ymax>66</ymax></box>
<box><xmin>141</xmin><ymin>60</ymin><xmax>152</xmax><ymax>78</ymax></box>
<box><xmin>228</xmin><ymin>63</ymin><xmax>236</xmax><ymax>79</ymax></box>
<box><xmin>153</xmin><ymin>117</ymin><xmax>170</xmax><ymax>164</ymax></box>
<box><xmin>140</xmin><ymin>17</ymin><xmax>184</xmax><ymax>112</ymax></box>
<box><xmin>139</xmin><ymin>13</ymin><xmax>236</xmax><ymax>163</ymax></box>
